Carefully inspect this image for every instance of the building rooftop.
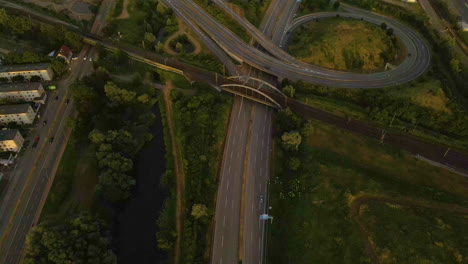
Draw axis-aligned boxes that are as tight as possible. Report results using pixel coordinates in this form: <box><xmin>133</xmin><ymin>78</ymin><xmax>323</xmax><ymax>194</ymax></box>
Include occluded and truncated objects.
<box><xmin>0</xmin><ymin>129</ymin><xmax>19</xmax><ymax>141</ymax></box>
<box><xmin>0</xmin><ymin>82</ymin><xmax>42</xmax><ymax>93</ymax></box>
<box><xmin>0</xmin><ymin>63</ymin><xmax>51</xmax><ymax>73</ymax></box>
<box><xmin>0</xmin><ymin>104</ymin><xmax>32</xmax><ymax>115</ymax></box>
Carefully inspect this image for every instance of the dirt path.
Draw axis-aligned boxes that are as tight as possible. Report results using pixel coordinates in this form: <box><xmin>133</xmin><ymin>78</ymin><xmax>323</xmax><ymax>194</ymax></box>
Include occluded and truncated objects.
<box><xmin>349</xmin><ymin>194</ymin><xmax>468</xmax><ymax>264</ymax></box>
<box><xmin>116</xmin><ymin>0</ymin><xmax>130</xmax><ymax>19</ymax></box>
<box><xmin>162</xmin><ymin>82</ymin><xmax>185</xmax><ymax>264</ymax></box>
<box><xmin>164</xmin><ymin>19</ymin><xmax>202</xmax><ymax>56</ymax></box>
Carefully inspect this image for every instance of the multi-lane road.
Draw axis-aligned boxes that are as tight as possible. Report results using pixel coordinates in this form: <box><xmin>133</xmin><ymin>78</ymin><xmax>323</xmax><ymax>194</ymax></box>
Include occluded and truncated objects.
<box><xmin>0</xmin><ymin>1</ymin><xmax>112</xmax><ymax>263</ymax></box>
<box><xmin>166</xmin><ymin>0</ymin><xmax>430</xmax><ymax>88</ymax></box>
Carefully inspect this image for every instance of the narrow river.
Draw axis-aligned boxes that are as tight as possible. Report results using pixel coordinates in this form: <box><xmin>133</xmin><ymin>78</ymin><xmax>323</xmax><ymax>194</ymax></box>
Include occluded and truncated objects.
<box><xmin>113</xmin><ymin>105</ymin><xmax>168</xmax><ymax>264</ymax></box>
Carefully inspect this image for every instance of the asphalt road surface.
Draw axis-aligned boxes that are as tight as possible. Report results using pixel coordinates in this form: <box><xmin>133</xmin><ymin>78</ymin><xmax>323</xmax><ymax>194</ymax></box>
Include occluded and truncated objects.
<box><xmin>211</xmin><ymin>98</ymin><xmax>253</xmax><ymax>264</ymax></box>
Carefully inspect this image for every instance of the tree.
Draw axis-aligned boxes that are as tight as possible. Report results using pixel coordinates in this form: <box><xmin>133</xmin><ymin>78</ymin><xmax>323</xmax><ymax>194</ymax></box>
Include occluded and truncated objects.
<box><xmin>380</xmin><ymin>22</ymin><xmax>387</xmax><ymax>30</ymax></box>
<box><xmin>155</xmin><ymin>41</ymin><xmax>164</xmax><ymax>53</ymax></box>
<box><xmin>191</xmin><ymin>204</ymin><xmax>209</xmax><ymax>219</ymax></box>
<box><xmin>0</xmin><ymin>77</ymin><xmax>8</xmax><ymax>83</ymax></box>
<box><xmin>98</xmin><ymin>152</ymin><xmax>133</xmax><ymax>172</ymax></box>
<box><xmin>301</xmin><ymin>120</ymin><xmax>314</xmax><ymax>137</ymax></box>
<box><xmin>156</xmin><ymin>2</ymin><xmax>169</xmax><ymax>14</ymax></box>
<box><xmin>281</xmin><ymin>131</ymin><xmax>302</xmax><ymax>151</ymax></box>
<box><xmin>333</xmin><ymin>1</ymin><xmax>340</xmax><ymax>9</ymax></box>
<box><xmin>104</xmin><ymin>81</ymin><xmax>136</xmax><ymax>105</ymax></box>
<box><xmin>450</xmin><ymin>58</ymin><xmax>462</xmax><ymax>74</ymax></box>
<box><xmin>144</xmin><ymin>32</ymin><xmax>156</xmax><ymax>44</ymax></box>
<box><xmin>51</xmin><ymin>58</ymin><xmax>68</xmax><ymax>76</ymax></box>
<box><xmin>29</xmin><ymin>75</ymin><xmax>41</xmax><ymax>82</ymax></box>
<box><xmin>282</xmin><ymin>85</ymin><xmax>295</xmax><ymax>98</ymax></box>
<box><xmin>386</xmin><ymin>28</ymin><xmax>394</xmax><ymax>36</ymax></box>
<box><xmin>24</xmin><ymin>214</ymin><xmax>117</xmax><ymax>264</ymax></box>
<box><xmin>96</xmin><ymin>169</ymin><xmax>135</xmax><ymax>202</ymax></box>
<box><xmin>11</xmin><ymin>75</ymin><xmax>25</xmax><ymax>82</ymax></box>
<box><xmin>175</xmin><ymin>42</ymin><xmax>183</xmax><ymax>52</ymax></box>
<box><xmin>22</xmin><ymin>51</ymin><xmax>41</xmax><ymax>63</ymax></box>
<box><xmin>288</xmin><ymin>157</ymin><xmax>301</xmax><ymax>171</ymax></box>
<box><xmin>64</xmin><ymin>31</ymin><xmax>82</xmax><ymax>50</ymax></box>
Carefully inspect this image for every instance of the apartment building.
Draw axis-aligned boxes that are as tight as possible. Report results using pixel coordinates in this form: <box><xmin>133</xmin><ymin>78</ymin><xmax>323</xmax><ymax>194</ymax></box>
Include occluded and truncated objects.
<box><xmin>0</xmin><ymin>82</ymin><xmax>47</xmax><ymax>104</ymax></box>
<box><xmin>0</xmin><ymin>104</ymin><xmax>36</xmax><ymax>125</ymax></box>
<box><xmin>0</xmin><ymin>129</ymin><xmax>24</xmax><ymax>152</ymax></box>
<box><xmin>0</xmin><ymin>63</ymin><xmax>54</xmax><ymax>82</ymax></box>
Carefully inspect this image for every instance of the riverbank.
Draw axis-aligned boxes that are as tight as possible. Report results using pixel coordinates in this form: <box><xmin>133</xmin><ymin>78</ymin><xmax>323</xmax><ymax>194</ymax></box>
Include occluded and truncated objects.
<box><xmin>113</xmin><ymin>104</ymin><xmax>168</xmax><ymax>264</ymax></box>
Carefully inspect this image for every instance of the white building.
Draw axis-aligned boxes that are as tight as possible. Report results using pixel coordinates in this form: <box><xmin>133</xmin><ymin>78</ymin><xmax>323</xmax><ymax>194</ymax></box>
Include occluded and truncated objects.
<box><xmin>0</xmin><ymin>104</ymin><xmax>36</xmax><ymax>125</ymax></box>
<box><xmin>0</xmin><ymin>82</ymin><xmax>47</xmax><ymax>104</ymax></box>
<box><xmin>0</xmin><ymin>63</ymin><xmax>54</xmax><ymax>82</ymax></box>
<box><xmin>0</xmin><ymin>129</ymin><xmax>24</xmax><ymax>152</ymax></box>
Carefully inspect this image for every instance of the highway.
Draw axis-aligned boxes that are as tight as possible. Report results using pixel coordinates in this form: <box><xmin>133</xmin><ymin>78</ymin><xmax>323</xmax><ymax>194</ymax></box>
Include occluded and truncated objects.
<box><xmin>166</xmin><ymin>0</ymin><xmax>430</xmax><ymax>88</ymax></box>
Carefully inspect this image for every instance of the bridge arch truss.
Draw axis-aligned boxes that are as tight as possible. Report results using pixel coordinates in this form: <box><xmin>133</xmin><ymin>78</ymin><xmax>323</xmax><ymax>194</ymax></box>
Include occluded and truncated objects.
<box><xmin>220</xmin><ymin>84</ymin><xmax>282</xmax><ymax>109</ymax></box>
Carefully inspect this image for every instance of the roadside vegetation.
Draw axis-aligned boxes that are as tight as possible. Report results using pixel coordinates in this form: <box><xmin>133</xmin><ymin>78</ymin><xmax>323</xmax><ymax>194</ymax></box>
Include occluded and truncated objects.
<box><xmin>230</xmin><ymin>0</ymin><xmax>271</xmax><ymax>27</ymax></box>
<box><xmin>298</xmin><ymin>0</ymin><xmax>336</xmax><ymax>16</ymax></box>
<box><xmin>267</xmin><ymin>109</ymin><xmax>468</xmax><ymax>264</ymax></box>
<box><xmin>0</xmin><ymin>8</ymin><xmax>82</xmax><ymax>51</ymax></box>
<box><xmin>288</xmin><ymin>18</ymin><xmax>400</xmax><ymax>72</ymax></box>
<box><xmin>156</xmin><ymin>80</ymin><xmax>231</xmax><ymax>263</ymax></box>
<box><xmin>103</xmin><ymin>0</ymin><xmax>223</xmax><ymax>74</ymax></box>
<box><xmin>193</xmin><ymin>0</ymin><xmax>251</xmax><ymax>42</ymax></box>
<box><xmin>281</xmin><ymin>0</ymin><xmax>468</xmax><ymax>150</ymax></box>
<box><xmin>342</xmin><ymin>0</ymin><xmax>466</xmax><ymax>100</ymax></box>
<box><xmin>282</xmin><ymin>75</ymin><xmax>468</xmax><ymax>151</ymax></box>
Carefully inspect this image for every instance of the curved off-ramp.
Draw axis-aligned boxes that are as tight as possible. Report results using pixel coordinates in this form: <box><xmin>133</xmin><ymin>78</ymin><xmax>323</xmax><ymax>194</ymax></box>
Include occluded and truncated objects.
<box><xmin>168</xmin><ymin>0</ymin><xmax>431</xmax><ymax>88</ymax></box>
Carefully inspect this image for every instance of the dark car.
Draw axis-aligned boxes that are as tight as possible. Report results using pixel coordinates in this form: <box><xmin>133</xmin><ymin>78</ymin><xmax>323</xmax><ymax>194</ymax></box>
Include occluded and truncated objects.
<box><xmin>49</xmin><ymin>137</ymin><xmax>54</xmax><ymax>143</ymax></box>
<box><xmin>259</xmin><ymin>194</ymin><xmax>264</xmax><ymax>207</ymax></box>
<box><xmin>55</xmin><ymin>96</ymin><xmax>59</xmax><ymax>100</ymax></box>
<box><xmin>65</xmin><ymin>99</ymin><xmax>70</xmax><ymax>104</ymax></box>
<box><xmin>43</xmin><ymin>120</ymin><xmax>47</xmax><ymax>126</ymax></box>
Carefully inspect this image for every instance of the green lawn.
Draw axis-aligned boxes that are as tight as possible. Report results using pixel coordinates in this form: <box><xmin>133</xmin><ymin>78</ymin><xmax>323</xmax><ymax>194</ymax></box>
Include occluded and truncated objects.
<box><xmin>267</xmin><ymin>118</ymin><xmax>468</xmax><ymax>264</ymax></box>
<box><xmin>40</xmin><ymin>137</ymin><xmax>98</xmax><ymax>222</ymax></box>
<box><xmin>360</xmin><ymin>201</ymin><xmax>467</xmax><ymax>264</ymax></box>
<box><xmin>288</xmin><ymin>18</ymin><xmax>399</xmax><ymax>72</ymax></box>
<box><xmin>113</xmin><ymin>3</ymin><xmax>147</xmax><ymax>44</ymax></box>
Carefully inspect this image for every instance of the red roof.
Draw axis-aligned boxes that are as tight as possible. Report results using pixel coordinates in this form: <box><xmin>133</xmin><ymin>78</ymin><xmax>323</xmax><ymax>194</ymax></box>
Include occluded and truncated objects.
<box><xmin>58</xmin><ymin>45</ymin><xmax>72</xmax><ymax>57</ymax></box>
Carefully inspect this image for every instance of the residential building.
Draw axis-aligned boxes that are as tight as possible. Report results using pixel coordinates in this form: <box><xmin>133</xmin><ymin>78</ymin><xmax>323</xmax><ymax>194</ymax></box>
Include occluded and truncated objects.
<box><xmin>0</xmin><ymin>104</ymin><xmax>36</xmax><ymax>125</ymax></box>
<box><xmin>56</xmin><ymin>45</ymin><xmax>73</xmax><ymax>64</ymax></box>
<box><xmin>0</xmin><ymin>82</ymin><xmax>47</xmax><ymax>104</ymax></box>
<box><xmin>0</xmin><ymin>63</ymin><xmax>54</xmax><ymax>82</ymax></box>
<box><xmin>0</xmin><ymin>129</ymin><xmax>24</xmax><ymax>152</ymax></box>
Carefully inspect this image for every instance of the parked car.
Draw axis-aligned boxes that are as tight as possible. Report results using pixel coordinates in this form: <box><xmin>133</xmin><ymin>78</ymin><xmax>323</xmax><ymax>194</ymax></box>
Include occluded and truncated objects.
<box><xmin>42</xmin><ymin>120</ymin><xmax>47</xmax><ymax>126</ymax></box>
<box><xmin>55</xmin><ymin>96</ymin><xmax>59</xmax><ymax>101</ymax></box>
<box><xmin>65</xmin><ymin>99</ymin><xmax>70</xmax><ymax>104</ymax></box>
<box><xmin>49</xmin><ymin>137</ymin><xmax>54</xmax><ymax>143</ymax></box>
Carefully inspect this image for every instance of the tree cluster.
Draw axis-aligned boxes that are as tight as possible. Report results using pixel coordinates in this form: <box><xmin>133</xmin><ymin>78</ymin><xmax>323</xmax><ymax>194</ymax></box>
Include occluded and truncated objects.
<box><xmin>274</xmin><ymin>108</ymin><xmax>315</xmax><ymax>199</ymax></box>
<box><xmin>24</xmin><ymin>214</ymin><xmax>116</xmax><ymax>264</ymax></box>
<box><xmin>156</xmin><ymin>84</ymin><xmax>230</xmax><ymax>262</ymax></box>
<box><xmin>71</xmin><ymin>63</ymin><xmax>156</xmax><ymax>203</ymax></box>
<box><xmin>0</xmin><ymin>9</ymin><xmax>82</xmax><ymax>50</ymax></box>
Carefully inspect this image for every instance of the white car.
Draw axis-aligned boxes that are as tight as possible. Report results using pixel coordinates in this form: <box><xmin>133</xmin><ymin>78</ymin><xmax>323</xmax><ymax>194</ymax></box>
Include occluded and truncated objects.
<box><xmin>89</xmin><ymin>57</ymin><xmax>93</xmax><ymax>61</ymax></box>
<box><xmin>83</xmin><ymin>56</ymin><xmax>87</xmax><ymax>60</ymax></box>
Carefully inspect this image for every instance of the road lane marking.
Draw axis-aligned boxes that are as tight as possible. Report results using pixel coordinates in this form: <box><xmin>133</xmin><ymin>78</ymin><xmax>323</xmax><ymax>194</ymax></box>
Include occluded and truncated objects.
<box><xmin>237</xmin><ymin>150</ymin><xmax>240</xmax><ymax>158</ymax></box>
<box><xmin>260</xmin><ymin>151</ymin><xmax>263</xmax><ymax>161</ymax></box>
<box><xmin>252</xmin><ymin>203</ymin><xmax>254</xmax><ymax>213</ymax></box>
<box><xmin>221</xmin><ymin>236</ymin><xmax>224</xmax><ymax>248</ymax></box>
<box><xmin>227</xmin><ymin>179</ymin><xmax>230</xmax><ymax>191</ymax></box>
<box><xmin>225</xmin><ymin>197</ymin><xmax>227</xmax><ymax>208</ymax></box>
<box><xmin>230</xmin><ymin>150</ymin><xmax>233</xmax><ymax>159</ymax></box>
<box><xmin>228</xmin><ymin>165</ymin><xmax>231</xmax><ymax>174</ymax></box>
<box><xmin>223</xmin><ymin>216</ymin><xmax>226</xmax><ymax>227</ymax></box>
<box><xmin>231</xmin><ymin>200</ymin><xmax>234</xmax><ymax>209</ymax></box>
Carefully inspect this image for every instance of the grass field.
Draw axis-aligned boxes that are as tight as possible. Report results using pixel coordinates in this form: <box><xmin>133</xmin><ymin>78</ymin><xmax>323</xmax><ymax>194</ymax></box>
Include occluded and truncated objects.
<box><xmin>113</xmin><ymin>2</ymin><xmax>147</xmax><ymax>44</ymax></box>
<box><xmin>267</xmin><ymin>118</ymin><xmax>468</xmax><ymax>264</ymax></box>
<box><xmin>288</xmin><ymin>18</ymin><xmax>398</xmax><ymax>72</ymax></box>
<box><xmin>40</xmin><ymin>137</ymin><xmax>98</xmax><ymax>222</ymax></box>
